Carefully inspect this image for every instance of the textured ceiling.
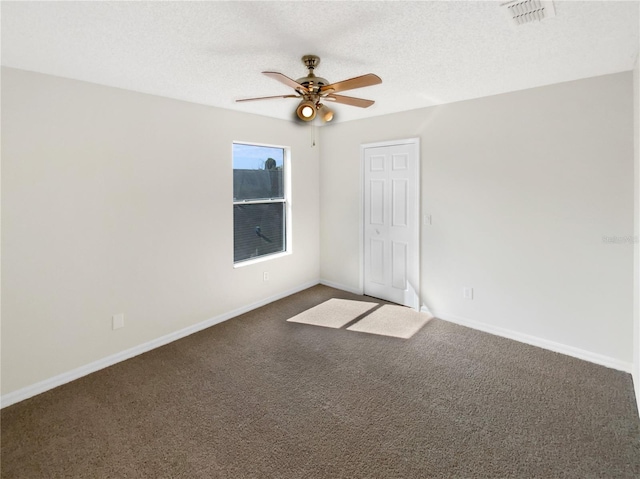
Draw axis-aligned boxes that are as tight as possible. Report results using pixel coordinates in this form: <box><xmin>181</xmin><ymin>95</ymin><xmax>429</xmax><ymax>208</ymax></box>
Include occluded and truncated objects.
<box><xmin>1</xmin><ymin>1</ymin><xmax>638</xmax><ymax>123</ymax></box>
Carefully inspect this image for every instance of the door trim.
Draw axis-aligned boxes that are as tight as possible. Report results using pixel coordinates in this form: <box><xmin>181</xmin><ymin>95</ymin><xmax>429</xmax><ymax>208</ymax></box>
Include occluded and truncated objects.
<box><xmin>359</xmin><ymin>138</ymin><xmax>421</xmax><ymax>310</ymax></box>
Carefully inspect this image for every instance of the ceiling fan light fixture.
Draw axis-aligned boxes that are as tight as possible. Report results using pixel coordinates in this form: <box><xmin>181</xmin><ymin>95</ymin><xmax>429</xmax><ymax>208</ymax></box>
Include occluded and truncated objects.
<box><xmin>319</xmin><ymin>105</ymin><xmax>334</xmax><ymax>122</ymax></box>
<box><xmin>296</xmin><ymin>100</ymin><xmax>316</xmax><ymax>121</ymax></box>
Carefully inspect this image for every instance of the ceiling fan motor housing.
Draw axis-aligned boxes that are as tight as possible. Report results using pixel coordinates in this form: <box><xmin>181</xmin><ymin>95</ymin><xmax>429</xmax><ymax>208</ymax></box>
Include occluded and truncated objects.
<box><xmin>296</xmin><ymin>75</ymin><xmax>329</xmax><ymax>95</ymax></box>
<box><xmin>297</xmin><ymin>55</ymin><xmax>327</xmax><ymax>94</ymax></box>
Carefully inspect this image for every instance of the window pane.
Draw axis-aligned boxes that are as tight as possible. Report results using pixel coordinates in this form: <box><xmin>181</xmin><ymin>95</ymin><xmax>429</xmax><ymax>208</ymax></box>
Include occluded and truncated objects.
<box><xmin>233</xmin><ymin>144</ymin><xmax>284</xmax><ymax>201</ymax></box>
<box><xmin>233</xmin><ymin>202</ymin><xmax>285</xmax><ymax>262</ymax></box>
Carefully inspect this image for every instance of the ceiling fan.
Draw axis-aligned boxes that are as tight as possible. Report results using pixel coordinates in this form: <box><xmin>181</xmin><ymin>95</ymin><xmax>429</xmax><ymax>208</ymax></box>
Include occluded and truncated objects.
<box><xmin>236</xmin><ymin>55</ymin><xmax>382</xmax><ymax>122</ymax></box>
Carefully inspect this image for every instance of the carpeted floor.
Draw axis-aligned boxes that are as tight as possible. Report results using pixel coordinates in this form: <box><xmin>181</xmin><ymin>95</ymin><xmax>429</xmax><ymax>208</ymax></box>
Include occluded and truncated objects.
<box><xmin>2</xmin><ymin>285</ymin><xmax>639</xmax><ymax>478</ymax></box>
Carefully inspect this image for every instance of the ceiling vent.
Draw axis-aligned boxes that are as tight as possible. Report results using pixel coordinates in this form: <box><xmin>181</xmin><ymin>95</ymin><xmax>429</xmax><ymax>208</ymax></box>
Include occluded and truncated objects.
<box><xmin>501</xmin><ymin>0</ymin><xmax>556</xmax><ymax>26</ymax></box>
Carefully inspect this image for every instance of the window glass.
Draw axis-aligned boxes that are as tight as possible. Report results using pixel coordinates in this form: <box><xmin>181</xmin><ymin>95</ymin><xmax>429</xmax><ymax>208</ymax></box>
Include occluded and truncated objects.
<box><xmin>233</xmin><ymin>144</ymin><xmax>284</xmax><ymax>201</ymax></box>
<box><xmin>233</xmin><ymin>203</ymin><xmax>285</xmax><ymax>262</ymax></box>
<box><xmin>233</xmin><ymin>143</ymin><xmax>287</xmax><ymax>264</ymax></box>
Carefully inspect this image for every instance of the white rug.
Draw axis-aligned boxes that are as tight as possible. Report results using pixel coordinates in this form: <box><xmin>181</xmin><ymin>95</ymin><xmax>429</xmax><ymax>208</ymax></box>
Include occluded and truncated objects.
<box><xmin>286</xmin><ymin>298</ymin><xmax>379</xmax><ymax>329</ymax></box>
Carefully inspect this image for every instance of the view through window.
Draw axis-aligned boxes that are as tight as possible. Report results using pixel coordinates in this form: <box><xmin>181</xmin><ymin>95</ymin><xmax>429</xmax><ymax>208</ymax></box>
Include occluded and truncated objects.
<box><xmin>233</xmin><ymin>143</ymin><xmax>287</xmax><ymax>263</ymax></box>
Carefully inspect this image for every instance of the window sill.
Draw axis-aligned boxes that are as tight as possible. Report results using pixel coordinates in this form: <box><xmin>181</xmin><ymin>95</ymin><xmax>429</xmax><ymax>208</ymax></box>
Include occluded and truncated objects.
<box><xmin>233</xmin><ymin>251</ymin><xmax>291</xmax><ymax>269</ymax></box>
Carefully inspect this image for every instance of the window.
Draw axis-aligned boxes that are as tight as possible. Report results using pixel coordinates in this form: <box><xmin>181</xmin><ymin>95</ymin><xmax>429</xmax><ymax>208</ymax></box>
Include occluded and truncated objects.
<box><xmin>233</xmin><ymin>143</ymin><xmax>288</xmax><ymax>264</ymax></box>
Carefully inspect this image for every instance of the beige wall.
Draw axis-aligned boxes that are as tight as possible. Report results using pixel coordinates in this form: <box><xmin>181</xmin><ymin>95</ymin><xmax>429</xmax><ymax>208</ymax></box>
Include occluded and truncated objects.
<box><xmin>1</xmin><ymin>67</ymin><xmax>320</xmax><ymax>395</ymax></box>
<box><xmin>320</xmin><ymin>72</ymin><xmax>634</xmax><ymax>365</ymax></box>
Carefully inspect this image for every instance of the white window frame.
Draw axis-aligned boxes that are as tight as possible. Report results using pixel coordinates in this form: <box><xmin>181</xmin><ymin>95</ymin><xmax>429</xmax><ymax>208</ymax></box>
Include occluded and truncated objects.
<box><xmin>232</xmin><ymin>141</ymin><xmax>292</xmax><ymax>268</ymax></box>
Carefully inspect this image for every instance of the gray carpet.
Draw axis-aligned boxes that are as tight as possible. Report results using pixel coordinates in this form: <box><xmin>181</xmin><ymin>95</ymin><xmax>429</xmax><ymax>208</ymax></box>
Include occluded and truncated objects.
<box><xmin>2</xmin><ymin>285</ymin><xmax>639</xmax><ymax>478</ymax></box>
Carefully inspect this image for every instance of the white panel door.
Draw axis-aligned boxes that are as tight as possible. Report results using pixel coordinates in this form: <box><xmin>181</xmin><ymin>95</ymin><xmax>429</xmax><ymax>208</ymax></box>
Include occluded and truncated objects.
<box><xmin>363</xmin><ymin>142</ymin><xmax>419</xmax><ymax>308</ymax></box>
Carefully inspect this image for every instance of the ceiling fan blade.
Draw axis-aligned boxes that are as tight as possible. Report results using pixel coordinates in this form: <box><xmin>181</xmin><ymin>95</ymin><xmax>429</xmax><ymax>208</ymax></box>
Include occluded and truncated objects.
<box><xmin>262</xmin><ymin>72</ymin><xmax>309</xmax><ymax>93</ymax></box>
<box><xmin>320</xmin><ymin>73</ymin><xmax>382</xmax><ymax>94</ymax></box>
<box><xmin>236</xmin><ymin>94</ymin><xmax>299</xmax><ymax>103</ymax></box>
<box><xmin>324</xmin><ymin>94</ymin><xmax>375</xmax><ymax>108</ymax></box>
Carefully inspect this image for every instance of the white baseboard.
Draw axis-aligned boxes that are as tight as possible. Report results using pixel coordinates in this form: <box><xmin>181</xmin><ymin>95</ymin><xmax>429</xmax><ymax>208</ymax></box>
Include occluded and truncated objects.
<box><xmin>1</xmin><ymin>280</ymin><xmax>319</xmax><ymax>409</ymax></box>
<box><xmin>634</xmin><ymin>369</ymin><xmax>640</xmax><ymax>416</ymax></box>
<box><xmin>430</xmin><ymin>309</ymin><xmax>633</xmax><ymax>374</ymax></box>
<box><xmin>319</xmin><ymin>279</ymin><xmax>363</xmax><ymax>296</ymax></box>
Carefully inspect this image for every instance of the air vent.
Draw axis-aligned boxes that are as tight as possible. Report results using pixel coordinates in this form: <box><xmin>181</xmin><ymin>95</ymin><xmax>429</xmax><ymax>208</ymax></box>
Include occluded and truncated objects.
<box><xmin>501</xmin><ymin>0</ymin><xmax>556</xmax><ymax>26</ymax></box>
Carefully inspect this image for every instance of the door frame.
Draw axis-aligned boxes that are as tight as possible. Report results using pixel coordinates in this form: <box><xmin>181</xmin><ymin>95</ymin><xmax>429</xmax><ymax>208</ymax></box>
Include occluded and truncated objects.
<box><xmin>359</xmin><ymin>137</ymin><xmax>421</xmax><ymax>310</ymax></box>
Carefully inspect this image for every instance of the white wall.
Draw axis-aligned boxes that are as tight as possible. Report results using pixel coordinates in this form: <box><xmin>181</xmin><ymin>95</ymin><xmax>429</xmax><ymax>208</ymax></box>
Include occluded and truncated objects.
<box><xmin>320</xmin><ymin>72</ymin><xmax>634</xmax><ymax>368</ymax></box>
<box><xmin>2</xmin><ymin>67</ymin><xmax>634</xmax><ymax>402</ymax></box>
<box><xmin>1</xmin><ymin>67</ymin><xmax>320</xmax><ymax>396</ymax></box>
<box><xmin>633</xmin><ymin>55</ymin><xmax>640</xmax><ymax>406</ymax></box>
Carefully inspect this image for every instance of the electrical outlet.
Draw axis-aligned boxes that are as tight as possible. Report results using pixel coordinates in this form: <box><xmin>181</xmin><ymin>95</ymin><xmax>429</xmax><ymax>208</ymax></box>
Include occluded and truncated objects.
<box><xmin>263</xmin><ymin>272</ymin><xmax>269</xmax><ymax>282</ymax></box>
<box><xmin>112</xmin><ymin>313</ymin><xmax>125</xmax><ymax>330</ymax></box>
<box><xmin>463</xmin><ymin>288</ymin><xmax>474</xmax><ymax>300</ymax></box>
